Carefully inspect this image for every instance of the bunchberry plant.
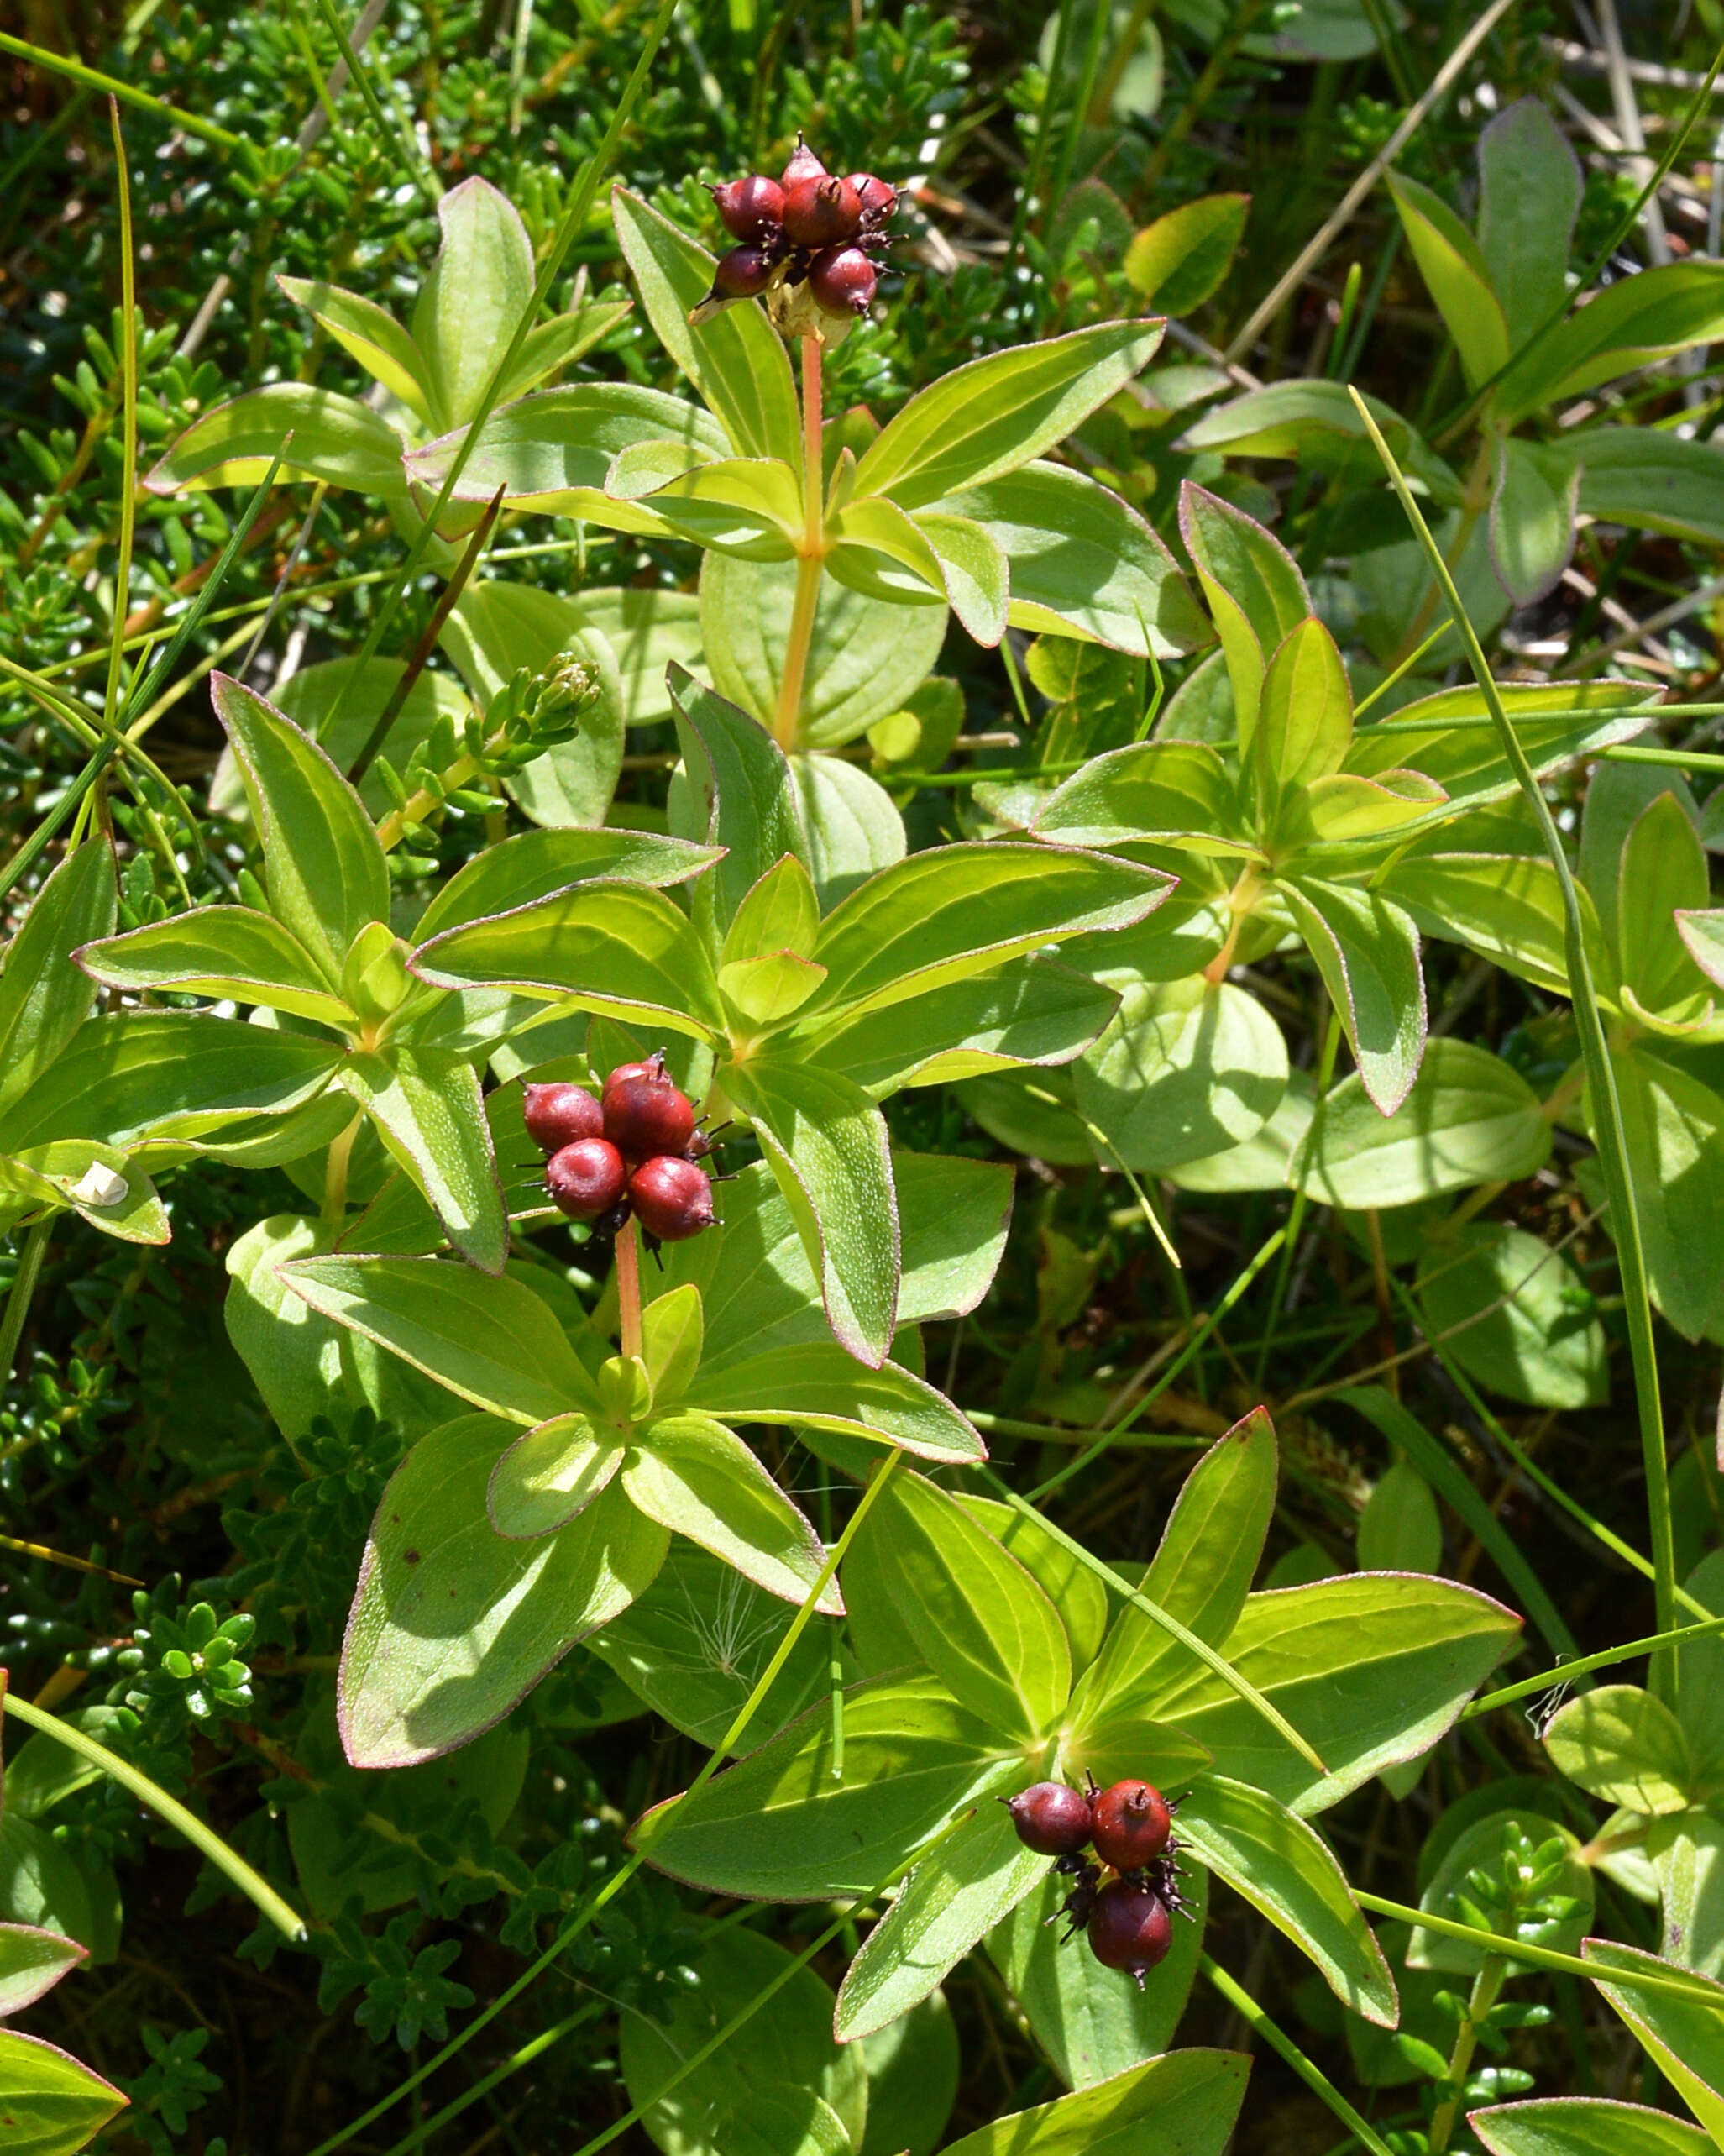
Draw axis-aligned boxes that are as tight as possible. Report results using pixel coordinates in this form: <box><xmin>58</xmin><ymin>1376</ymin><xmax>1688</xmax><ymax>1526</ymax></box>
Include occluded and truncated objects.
<box><xmin>10</xmin><ymin>9</ymin><xmax>1724</xmax><ymax>2155</ymax></box>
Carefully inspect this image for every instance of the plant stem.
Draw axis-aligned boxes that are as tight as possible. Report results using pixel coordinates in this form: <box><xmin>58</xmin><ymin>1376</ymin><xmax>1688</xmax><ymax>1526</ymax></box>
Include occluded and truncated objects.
<box><xmin>2</xmin><ymin>1691</ymin><xmax>306</xmax><ymax>1939</ymax></box>
<box><xmin>1428</xmin><ymin>1957</ymin><xmax>1506</xmax><ymax>2156</ymax></box>
<box><xmin>1353</xmin><ymin>391</ymin><xmax>1679</xmax><ymax>1660</ymax></box>
<box><xmin>773</xmin><ymin>333</ymin><xmax>825</xmax><ymax>752</ymax></box>
<box><xmin>1465</xmin><ymin>1610</ymin><xmax>1724</xmax><ymax>1720</ymax></box>
<box><xmin>0</xmin><ymin>1217</ymin><xmax>53</xmax><ymax>1385</ymax></box>
<box><xmin>1200</xmin><ymin>1953</ymin><xmax>1396</xmax><ymax>2156</ymax></box>
<box><xmin>616</xmin><ymin>1217</ymin><xmax>643</xmax><ymax>1361</ymax></box>
<box><xmin>322</xmin><ymin>1112</ymin><xmax>364</xmax><ymax>1224</ymax></box>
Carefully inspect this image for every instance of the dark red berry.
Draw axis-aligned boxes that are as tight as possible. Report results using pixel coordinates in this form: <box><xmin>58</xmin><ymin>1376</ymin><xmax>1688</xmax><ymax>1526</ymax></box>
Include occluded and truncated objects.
<box><xmin>521</xmin><ymin>1083</ymin><xmax>605</xmax><ymax>1154</ymax></box>
<box><xmin>1087</xmin><ymin>1879</ymin><xmax>1172</xmax><ymax>1986</ymax></box>
<box><xmin>713</xmin><ymin>175</ymin><xmax>785</xmax><ymax>241</ymax></box>
<box><xmin>602</xmin><ymin>1057</ymin><xmax>697</xmax><ymax>1161</ymax></box>
<box><xmin>712</xmin><ymin>244</ymin><xmax>775</xmax><ymax>300</ymax></box>
<box><xmin>781</xmin><ymin>138</ymin><xmax>827</xmax><ymax>188</ymax></box>
<box><xmin>847</xmin><ymin>172</ymin><xmax>897</xmax><ymax>222</ymax></box>
<box><xmin>628</xmin><ymin>1156</ymin><xmax>715</xmax><ymax>1241</ymax></box>
<box><xmin>1005</xmin><ymin>1782</ymin><xmax>1093</xmax><ymax>1856</ymax></box>
<box><xmin>546</xmin><ymin>1138</ymin><xmax>627</xmax><ymax>1220</ymax></box>
<box><xmin>783</xmin><ymin>174</ymin><xmax>862</xmax><ymax>249</ymax></box>
<box><xmin>809</xmin><ymin>245</ymin><xmax>877</xmax><ymax>317</ymax></box>
<box><xmin>1091</xmin><ymin>1781</ymin><xmax>1173</xmax><ymax>1872</ymax></box>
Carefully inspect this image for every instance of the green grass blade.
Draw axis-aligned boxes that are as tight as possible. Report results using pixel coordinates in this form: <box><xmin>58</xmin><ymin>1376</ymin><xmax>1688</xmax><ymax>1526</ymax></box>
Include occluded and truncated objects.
<box><xmin>2</xmin><ymin>1690</ymin><xmax>307</xmax><ymax>1940</ymax></box>
<box><xmin>1349</xmin><ymin>388</ymin><xmax>1677</xmax><ymax>1657</ymax></box>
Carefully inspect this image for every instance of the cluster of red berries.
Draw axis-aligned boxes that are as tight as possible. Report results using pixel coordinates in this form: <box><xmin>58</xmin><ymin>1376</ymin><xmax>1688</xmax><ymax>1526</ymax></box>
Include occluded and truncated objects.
<box><xmin>522</xmin><ymin>1054</ymin><xmax>715</xmax><ymax>1245</ymax></box>
<box><xmin>698</xmin><ymin>139</ymin><xmax>897</xmax><ymax>326</ymax></box>
<box><xmin>1004</xmin><ymin>1776</ymin><xmax>1188</xmax><ymax>1988</ymax></box>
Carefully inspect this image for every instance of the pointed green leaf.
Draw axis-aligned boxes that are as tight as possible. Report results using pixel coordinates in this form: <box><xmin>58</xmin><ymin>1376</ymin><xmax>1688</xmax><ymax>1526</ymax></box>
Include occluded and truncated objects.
<box><xmin>76</xmin><ymin>906</ymin><xmax>354</xmax><ymax>1027</ymax></box>
<box><xmin>0</xmin><ymin>1010</ymin><xmax>341</xmax><ymax>1157</ymax></box>
<box><xmin>1178</xmin><ymin>482</ymin><xmax>1310</xmax><ymax>747</ymax></box>
<box><xmin>684</xmin><ymin>1342</ymin><xmax>983</xmax><ymax>1464</ymax></box>
<box><xmin>493</xmin><ymin>297</ymin><xmax>633</xmax><ymax>406</ymax></box>
<box><xmin>1386</xmin><ymin>168</ymin><xmax>1511</xmax><ymax>394</ymax></box>
<box><xmin>486</xmin><ymin>1413</ymin><xmax>623</xmax><ymax>1538</ymax></box>
<box><xmin>854</xmin><ymin>320</ymin><xmax>1166</xmax><ymax>510</ymax></box>
<box><xmin>403</xmin><ymin>383</ymin><xmax>730</xmax><ymax>522</ymax></box>
<box><xmin>917</xmin><ymin>510</ymin><xmax>1011</xmax><ymax>646</ymax></box>
<box><xmin>341</xmin><ymin>1413</ymin><xmax>666</xmax><ymax>1765</ymax></box>
<box><xmin>805</xmin><ymin>843</ymin><xmax>1172</xmax><ymax>1026</ymax></box>
<box><xmin>937</xmin><ymin>460</ymin><xmax>1212</xmax><ymax>657</ymax></box>
<box><xmin>1473</xmin><ymin>2098</ymin><xmax>1714</xmax><ymax>2156</ymax></box>
<box><xmin>1566</xmin><ymin>426</ymin><xmax>1724</xmax><ymax>548</ymax></box>
<box><xmin>1502</xmin><ymin>261</ymin><xmax>1724</xmax><ymax>424</ymax></box>
<box><xmin>0</xmin><ymin>843</ymin><xmax>114</xmax><ymax>1122</ymax></box>
<box><xmin>811</xmin><ymin>956</ymin><xmax>1119</xmax><ymax>1099</ymax></box>
<box><xmin>282</xmin><ymin>1252</ymin><xmax>599</xmax><ymax>1423</ymax></box>
<box><xmin>413</xmin><ymin>881</ymin><xmax>725</xmax><ymax>1040</ymax></box>
<box><xmin>623</xmin><ymin>1411</ymin><xmax>841</xmax><ymax>1613</ymax></box>
<box><xmin>657</xmin><ymin>1152</ymin><xmax>1009</xmax><ymax>1368</ymax></box>
<box><xmin>410</xmin><ymin>176</ymin><xmax>535</xmax><ymax>429</ymax></box>
<box><xmin>627</xmin><ymin>454</ymin><xmax>804</xmax><ymax>556</ymax></box>
<box><xmin>1292</xmin><ymin>1036</ymin><xmax>1550</xmax><ymax>1207</ymax></box>
<box><xmin>0</xmin><ymin>2029</ymin><xmax>128</xmax><ymax>2154</ymax></box>
<box><xmin>1179</xmin><ymin>1774</ymin><xmax>1397</xmax><ymax>2023</ymax></box>
<box><xmin>635</xmin><ymin>1286</ymin><xmax>700</xmax><ymax>1414</ymax></box>
<box><xmin>212</xmin><ymin>672</ymin><xmax>390</xmax><ymax>989</ymax></box>
<box><xmin>1124</xmin><ymin>193</ymin><xmax>1250</xmax><ymax>312</ymax></box>
<box><xmin>144</xmin><ymin>383</ymin><xmax>409</xmax><ymax>498</ymax></box>
<box><xmin>610</xmin><ymin>186</ymin><xmax>802</xmax><ymax>466</ymax></box>
<box><xmin>836</xmin><ymin>1799</ymin><xmax>1048</xmax><ymax>2043</ymax></box>
<box><xmin>844</xmin><ymin>1468</ymin><xmax>1070</xmax><ymax>1737</ymax></box>
<box><xmin>336</xmin><ymin>1046</ymin><xmax>506</xmax><ymax>1274</ymax></box>
<box><xmin>1033</xmin><ymin>737</ymin><xmax>1246</xmax><ymax>855</ymax></box>
<box><xmin>1416</xmin><ymin>1222</ymin><xmax>1607</xmax><ymax>1411</ymax></box>
<box><xmin>1379</xmin><ymin>852</ymin><xmax>1576</xmax><ymax>997</ymax></box>
<box><xmin>632</xmin><ymin>1671</ymin><xmax>1015</xmax><ymax>1898</ymax></box>
<box><xmin>1069</xmin><ymin>1409</ymin><xmax>1277</xmax><ymax>1733</ymax></box>
<box><xmin>1155</xmin><ymin>1572</ymin><xmax>1521</xmax><ymax>1813</ymax></box>
<box><xmin>1606</xmin><ymin>1047</ymin><xmax>1724</xmax><ymax>1341</ymax></box>
<box><xmin>937</xmin><ymin>2049</ymin><xmax>1249</xmax><ymax>2156</ymax></box>
<box><xmin>413</xmin><ymin>826</ymin><xmax>721</xmax><ymax>946</ymax></box>
<box><xmin>722</xmin><ymin>1058</ymin><xmax>899</xmax><ymax>1366</ymax></box>
<box><xmin>724</xmin><ymin>854</ymin><xmax>820</xmax><ymax>967</ymax></box>
<box><xmin>670</xmin><ymin>663</ymin><xmax>812</xmax><ymax>943</ymax></box>
<box><xmin>1585</xmin><ymin>1940</ymin><xmax>1724</xmax><ymax>2146</ymax></box>
<box><xmin>1279</xmin><ymin>877</ymin><xmax>1425</xmax><ymax>1115</ymax></box>
<box><xmin>1619</xmin><ymin>792</ymin><xmax>1711</xmax><ymax>1017</ymax></box>
<box><xmin>277</xmin><ymin>272</ymin><xmax>436</xmax><ymax>422</ymax></box>
<box><xmin>1255</xmin><ymin>615</ymin><xmax>1352</xmax><ymax>806</ymax></box>
<box><xmin>1478</xmin><ymin>99</ymin><xmax>1585</xmax><ymax>350</ymax></box>
<box><xmin>0</xmin><ymin>1923</ymin><xmax>86</xmax><ymax>2016</ymax></box>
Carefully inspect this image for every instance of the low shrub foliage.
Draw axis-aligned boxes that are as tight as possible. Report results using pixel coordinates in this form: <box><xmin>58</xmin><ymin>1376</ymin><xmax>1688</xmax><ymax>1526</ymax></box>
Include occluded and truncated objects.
<box><xmin>5</xmin><ymin>4</ymin><xmax>1724</xmax><ymax>2153</ymax></box>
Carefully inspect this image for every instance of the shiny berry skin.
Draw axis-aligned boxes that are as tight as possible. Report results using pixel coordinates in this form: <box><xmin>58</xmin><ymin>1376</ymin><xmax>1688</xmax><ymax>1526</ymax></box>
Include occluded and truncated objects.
<box><xmin>602</xmin><ymin>1061</ymin><xmax>697</xmax><ymax>1161</ymax></box>
<box><xmin>1087</xmin><ymin>1879</ymin><xmax>1172</xmax><ymax>1986</ymax></box>
<box><xmin>781</xmin><ymin>139</ymin><xmax>827</xmax><ymax>188</ymax></box>
<box><xmin>1004</xmin><ymin>1782</ymin><xmax>1093</xmax><ymax>1856</ymax></box>
<box><xmin>713</xmin><ymin>245</ymin><xmax>774</xmax><ymax>299</ymax></box>
<box><xmin>809</xmin><ymin>245</ymin><xmax>877</xmax><ymax>317</ymax></box>
<box><xmin>713</xmin><ymin>175</ymin><xmax>785</xmax><ymax>241</ymax></box>
<box><xmin>847</xmin><ymin>172</ymin><xmax>898</xmax><ymax>221</ymax></box>
<box><xmin>546</xmin><ymin>1139</ymin><xmax>627</xmax><ymax>1220</ymax></box>
<box><xmin>1091</xmin><ymin>1781</ymin><xmax>1173</xmax><ymax>1872</ymax></box>
<box><xmin>521</xmin><ymin>1083</ymin><xmax>605</xmax><ymax>1154</ymax></box>
<box><xmin>629</xmin><ymin>1156</ymin><xmax>715</xmax><ymax>1241</ymax></box>
<box><xmin>783</xmin><ymin>175</ymin><xmax>862</xmax><ymax>249</ymax></box>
